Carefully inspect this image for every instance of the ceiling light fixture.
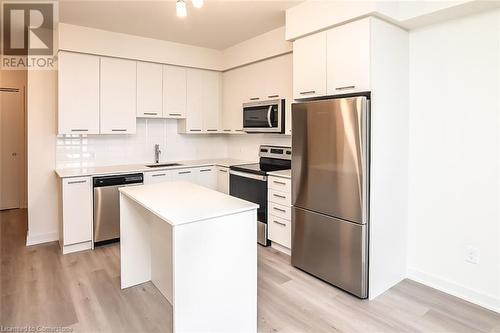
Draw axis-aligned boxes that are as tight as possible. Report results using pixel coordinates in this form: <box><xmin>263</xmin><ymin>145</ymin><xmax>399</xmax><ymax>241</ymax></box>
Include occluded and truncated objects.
<box><xmin>176</xmin><ymin>0</ymin><xmax>187</xmax><ymax>17</ymax></box>
<box><xmin>192</xmin><ymin>0</ymin><xmax>204</xmax><ymax>9</ymax></box>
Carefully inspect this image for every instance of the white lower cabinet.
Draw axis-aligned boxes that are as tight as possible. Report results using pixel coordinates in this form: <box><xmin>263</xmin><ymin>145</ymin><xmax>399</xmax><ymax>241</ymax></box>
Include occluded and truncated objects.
<box><xmin>171</xmin><ymin>168</ymin><xmax>197</xmax><ymax>182</ymax></box>
<box><xmin>217</xmin><ymin>167</ymin><xmax>230</xmax><ymax>194</ymax></box>
<box><xmin>267</xmin><ymin>175</ymin><xmax>291</xmax><ymax>253</ymax></box>
<box><xmin>60</xmin><ymin>176</ymin><xmax>93</xmax><ymax>254</ymax></box>
<box><xmin>144</xmin><ymin>170</ymin><xmax>173</xmax><ymax>184</ymax></box>
<box><xmin>196</xmin><ymin>167</ymin><xmax>218</xmax><ymax>190</ymax></box>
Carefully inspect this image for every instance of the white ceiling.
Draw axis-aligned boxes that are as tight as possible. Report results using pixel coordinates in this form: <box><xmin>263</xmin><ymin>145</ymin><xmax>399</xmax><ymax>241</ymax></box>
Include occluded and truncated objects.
<box><xmin>59</xmin><ymin>0</ymin><xmax>300</xmax><ymax>50</ymax></box>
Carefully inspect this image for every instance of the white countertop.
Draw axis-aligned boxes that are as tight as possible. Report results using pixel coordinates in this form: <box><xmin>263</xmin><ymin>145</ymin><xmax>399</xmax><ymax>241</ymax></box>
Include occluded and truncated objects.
<box><xmin>267</xmin><ymin>169</ymin><xmax>291</xmax><ymax>179</ymax></box>
<box><xmin>119</xmin><ymin>181</ymin><xmax>258</xmax><ymax>226</ymax></box>
<box><xmin>55</xmin><ymin>158</ymin><xmax>253</xmax><ymax>178</ymax></box>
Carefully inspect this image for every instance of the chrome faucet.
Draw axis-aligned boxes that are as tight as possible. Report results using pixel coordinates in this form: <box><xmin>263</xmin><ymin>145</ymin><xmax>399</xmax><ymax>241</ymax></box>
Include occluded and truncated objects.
<box><xmin>154</xmin><ymin>144</ymin><xmax>161</xmax><ymax>164</ymax></box>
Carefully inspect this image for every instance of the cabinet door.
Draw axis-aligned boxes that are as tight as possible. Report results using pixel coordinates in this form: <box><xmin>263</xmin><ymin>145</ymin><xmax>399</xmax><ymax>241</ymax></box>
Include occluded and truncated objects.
<box><xmin>163</xmin><ymin>65</ymin><xmax>187</xmax><ymax>119</ymax></box>
<box><xmin>137</xmin><ymin>62</ymin><xmax>163</xmax><ymax>118</ymax></box>
<box><xmin>100</xmin><ymin>57</ymin><xmax>137</xmax><ymax>134</ymax></box>
<box><xmin>58</xmin><ymin>52</ymin><xmax>100</xmax><ymax>134</ymax></box>
<box><xmin>268</xmin><ymin>214</ymin><xmax>291</xmax><ymax>248</ymax></box>
<box><xmin>62</xmin><ymin>177</ymin><xmax>92</xmax><ymax>245</ymax></box>
<box><xmin>196</xmin><ymin>167</ymin><xmax>217</xmax><ymax>190</ymax></box>
<box><xmin>171</xmin><ymin>168</ymin><xmax>196</xmax><ymax>182</ymax></box>
<box><xmin>144</xmin><ymin>170</ymin><xmax>172</xmax><ymax>184</ymax></box>
<box><xmin>221</xmin><ymin>68</ymin><xmax>245</xmax><ymax>133</ymax></box>
<box><xmin>203</xmin><ymin>71</ymin><xmax>221</xmax><ymax>133</ymax></box>
<box><xmin>184</xmin><ymin>69</ymin><xmax>204</xmax><ymax>133</ymax></box>
<box><xmin>293</xmin><ymin>31</ymin><xmax>327</xmax><ymax>99</ymax></box>
<box><xmin>217</xmin><ymin>167</ymin><xmax>229</xmax><ymax>194</ymax></box>
<box><xmin>327</xmin><ymin>18</ymin><xmax>371</xmax><ymax>95</ymax></box>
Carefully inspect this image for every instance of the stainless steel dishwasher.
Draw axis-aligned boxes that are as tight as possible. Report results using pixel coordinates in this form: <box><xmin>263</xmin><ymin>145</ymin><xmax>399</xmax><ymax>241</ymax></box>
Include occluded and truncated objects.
<box><xmin>93</xmin><ymin>173</ymin><xmax>143</xmax><ymax>245</ymax></box>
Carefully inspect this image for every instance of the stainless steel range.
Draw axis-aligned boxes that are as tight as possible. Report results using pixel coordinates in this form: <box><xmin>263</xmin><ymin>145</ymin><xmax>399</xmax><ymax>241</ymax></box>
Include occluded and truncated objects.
<box><xmin>229</xmin><ymin>145</ymin><xmax>291</xmax><ymax>246</ymax></box>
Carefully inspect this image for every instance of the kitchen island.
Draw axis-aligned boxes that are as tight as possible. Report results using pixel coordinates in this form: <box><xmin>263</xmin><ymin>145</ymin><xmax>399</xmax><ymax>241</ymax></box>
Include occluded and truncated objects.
<box><xmin>119</xmin><ymin>181</ymin><xmax>259</xmax><ymax>333</ymax></box>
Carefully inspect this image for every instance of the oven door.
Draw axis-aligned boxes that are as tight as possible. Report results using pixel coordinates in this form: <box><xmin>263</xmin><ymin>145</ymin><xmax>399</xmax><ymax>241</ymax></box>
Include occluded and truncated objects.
<box><xmin>229</xmin><ymin>170</ymin><xmax>270</xmax><ymax>246</ymax></box>
<box><xmin>243</xmin><ymin>100</ymin><xmax>283</xmax><ymax>133</ymax></box>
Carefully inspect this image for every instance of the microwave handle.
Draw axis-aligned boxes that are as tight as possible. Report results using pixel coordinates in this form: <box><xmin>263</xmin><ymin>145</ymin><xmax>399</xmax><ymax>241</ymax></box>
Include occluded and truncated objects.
<box><xmin>267</xmin><ymin>105</ymin><xmax>273</xmax><ymax>127</ymax></box>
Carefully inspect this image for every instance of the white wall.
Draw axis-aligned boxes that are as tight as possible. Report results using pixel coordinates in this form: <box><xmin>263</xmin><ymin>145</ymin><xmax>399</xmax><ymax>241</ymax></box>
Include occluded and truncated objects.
<box><xmin>226</xmin><ymin>135</ymin><xmax>291</xmax><ymax>161</ymax></box>
<box><xmin>407</xmin><ymin>9</ymin><xmax>500</xmax><ymax>312</ymax></box>
<box><xmin>56</xmin><ymin>119</ymin><xmax>228</xmax><ymax>168</ymax></box>
<box><xmin>26</xmin><ymin>70</ymin><xmax>59</xmax><ymax>245</ymax></box>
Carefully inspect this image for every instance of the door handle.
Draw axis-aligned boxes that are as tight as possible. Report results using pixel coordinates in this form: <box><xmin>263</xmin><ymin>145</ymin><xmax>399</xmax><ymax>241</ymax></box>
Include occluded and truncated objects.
<box><xmin>111</xmin><ymin>129</ymin><xmax>127</xmax><ymax>132</ymax></box>
<box><xmin>299</xmin><ymin>90</ymin><xmax>316</xmax><ymax>95</ymax></box>
<box><xmin>151</xmin><ymin>174</ymin><xmax>166</xmax><ymax>177</ymax></box>
<box><xmin>273</xmin><ymin>220</ymin><xmax>286</xmax><ymax>227</ymax></box>
<box><xmin>169</xmin><ymin>113</ymin><xmax>182</xmax><ymax>116</ymax></box>
<box><xmin>144</xmin><ymin>112</ymin><xmax>158</xmax><ymax>116</ymax></box>
<box><xmin>267</xmin><ymin>105</ymin><xmax>273</xmax><ymax>127</ymax></box>
<box><xmin>273</xmin><ymin>180</ymin><xmax>286</xmax><ymax>185</ymax></box>
<box><xmin>335</xmin><ymin>85</ymin><xmax>356</xmax><ymax>91</ymax></box>
<box><xmin>273</xmin><ymin>207</ymin><xmax>286</xmax><ymax>213</ymax></box>
<box><xmin>67</xmin><ymin>180</ymin><xmax>87</xmax><ymax>185</ymax></box>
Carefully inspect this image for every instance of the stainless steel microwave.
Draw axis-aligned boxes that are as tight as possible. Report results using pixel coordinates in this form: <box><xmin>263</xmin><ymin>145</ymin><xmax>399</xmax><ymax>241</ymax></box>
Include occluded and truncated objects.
<box><xmin>243</xmin><ymin>99</ymin><xmax>285</xmax><ymax>133</ymax></box>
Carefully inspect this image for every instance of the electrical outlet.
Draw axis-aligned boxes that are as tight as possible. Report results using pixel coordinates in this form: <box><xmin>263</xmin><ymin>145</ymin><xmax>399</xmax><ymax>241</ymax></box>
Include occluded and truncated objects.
<box><xmin>465</xmin><ymin>246</ymin><xmax>479</xmax><ymax>264</ymax></box>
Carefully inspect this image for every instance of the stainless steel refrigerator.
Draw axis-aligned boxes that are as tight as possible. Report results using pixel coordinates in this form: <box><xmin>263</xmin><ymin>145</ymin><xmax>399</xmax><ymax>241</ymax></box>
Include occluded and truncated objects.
<box><xmin>291</xmin><ymin>96</ymin><xmax>370</xmax><ymax>299</ymax></box>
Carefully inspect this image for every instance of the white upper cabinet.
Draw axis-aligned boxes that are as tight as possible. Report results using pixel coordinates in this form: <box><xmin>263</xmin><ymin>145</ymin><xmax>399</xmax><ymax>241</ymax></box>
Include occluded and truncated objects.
<box><xmin>58</xmin><ymin>52</ymin><xmax>100</xmax><ymax>135</ymax></box>
<box><xmin>203</xmin><ymin>70</ymin><xmax>221</xmax><ymax>133</ymax></box>
<box><xmin>221</xmin><ymin>67</ymin><xmax>245</xmax><ymax>133</ymax></box>
<box><xmin>137</xmin><ymin>62</ymin><xmax>163</xmax><ymax>118</ymax></box>
<box><xmin>179</xmin><ymin>68</ymin><xmax>221</xmax><ymax>134</ymax></box>
<box><xmin>327</xmin><ymin>18</ymin><xmax>371</xmax><ymax>95</ymax></box>
<box><xmin>163</xmin><ymin>65</ymin><xmax>187</xmax><ymax>119</ymax></box>
<box><xmin>100</xmin><ymin>57</ymin><xmax>137</xmax><ymax>134</ymax></box>
<box><xmin>293</xmin><ymin>31</ymin><xmax>327</xmax><ymax>99</ymax></box>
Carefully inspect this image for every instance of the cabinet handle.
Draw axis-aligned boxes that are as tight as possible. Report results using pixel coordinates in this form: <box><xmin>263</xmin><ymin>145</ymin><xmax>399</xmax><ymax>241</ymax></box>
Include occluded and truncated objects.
<box><xmin>152</xmin><ymin>173</ymin><xmax>166</xmax><ymax>177</ymax></box>
<box><xmin>207</xmin><ymin>129</ymin><xmax>218</xmax><ymax>132</ymax></box>
<box><xmin>268</xmin><ymin>95</ymin><xmax>279</xmax><ymax>98</ymax></box>
<box><xmin>189</xmin><ymin>129</ymin><xmax>202</xmax><ymax>132</ymax></box>
<box><xmin>169</xmin><ymin>113</ymin><xmax>182</xmax><ymax>116</ymax></box>
<box><xmin>200</xmin><ymin>169</ymin><xmax>212</xmax><ymax>172</ymax></box>
<box><xmin>273</xmin><ymin>180</ymin><xmax>286</xmax><ymax>185</ymax></box>
<box><xmin>273</xmin><ymin>207</ymin><xmax>286</xmax><ymax>213</ymax></box>
<box><xmin>273</xmin><ymin>220</ymin><xmax>286</xmax><ymax>227</ymax></box>
<box><xmin>67</xmin><ymin>180</ymin><xmax>86</xmax><ymax>185</ymax></box>
<box><xmin>299</xmin><ymin>90</ymin><xmax>316</xmax><ymax>95</ymax></box>
<box><xmin>111</xmin><ymin>129</ymin><xmax>127</xmax><ymax>132</ymax></box>
<box><xmin>249</xmin><ymin>97</ymin><xmax>260</xmax><ymax>101</ymax></box>
<box><xmin>273</xmin><ymin>194</ymin><xmax>286</xmax><ymax>199</ymax></box>
<box><xmin>223</xmin><ymin>129</ymin><xmax>231</xmax><ymax>132</ymax></box>
<box><xmin>335</xmin><ymin>85</ymin><xmax>356</xmax><ymax>91</ymax></box>
<box><xmin>235</xmin><ymin>129</ymin><xmax>244</xmax><ymax>132</ymax></box>
<box><xmin>71</xmin><ymin>129</ymin><xmax>88</xmax><ymax>132</ymax></box>
<box><xmin>178</xmin><ymin>171</ymin><xmax>191</xmax><ymax>174</ymax></box>
<box><xmin>144</xmin><ymin>112</ymin><xmax>158</xmax><ymax>116</ymax></box>
<box><xmin>218</xmin><ymin>169</ymin><xmax>227</xmax><ymax>173</ymax></box>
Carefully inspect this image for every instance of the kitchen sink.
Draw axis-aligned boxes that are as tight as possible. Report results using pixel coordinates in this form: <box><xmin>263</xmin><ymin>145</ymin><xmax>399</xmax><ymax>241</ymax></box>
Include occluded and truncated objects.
<box><xmin>145</xmin><ymin>163</ymin><xmax>183</xmax><ymax>168</ymax></box>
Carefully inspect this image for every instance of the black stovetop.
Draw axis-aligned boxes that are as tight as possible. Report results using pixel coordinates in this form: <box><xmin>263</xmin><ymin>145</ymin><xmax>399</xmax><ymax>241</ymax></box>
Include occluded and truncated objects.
<box><xmin>230</xmin><ymin>158</ymin><xmax>291</xmax><ymax>176</ymax></box>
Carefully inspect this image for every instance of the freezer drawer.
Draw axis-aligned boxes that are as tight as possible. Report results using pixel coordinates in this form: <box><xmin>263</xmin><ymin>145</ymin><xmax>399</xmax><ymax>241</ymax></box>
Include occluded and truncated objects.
<box><xmin>292</xmin><ymin>206</ymin><xmax>368</xmax><ymax>298</ymax></box>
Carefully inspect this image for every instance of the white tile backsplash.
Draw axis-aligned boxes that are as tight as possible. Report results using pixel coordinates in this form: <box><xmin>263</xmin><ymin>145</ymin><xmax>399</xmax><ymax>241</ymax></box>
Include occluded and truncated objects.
<box><xmin>56</xmin><ymin>119</ymin><xmax>228</xmax><ymax>169</ymax></box>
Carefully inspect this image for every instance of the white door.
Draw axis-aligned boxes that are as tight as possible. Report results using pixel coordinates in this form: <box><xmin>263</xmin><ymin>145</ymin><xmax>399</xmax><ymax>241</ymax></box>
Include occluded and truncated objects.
<box><xmin>62</xmin><ymin>177</ymin><xmax>93</xmax><ymax>245</ymax></box>
<box><xmin>144</xmin><ymin>170</ymin><xmax>172</xmax><ymax>184</ymax></box>
<box><xmin>293</xmin><ymin>31</ymin><xmax>327</xmax><ymax>99</ymax></box>
<box><xmin>327</xmin><ymin>18</ymin><xmax>371</xmax><ymax>95</ymax></box>
<box><xmin>172</xmin><ymin>168</ymin><xmax>196</xmax><ymax>182</ymax></box>
<box><xmin>216</xmin><ymin>167</ymin><xmax>230</xmax><ymax>194</ymax></box>
<box><xmin>58</xmin><ymin>52</ymin><xmax>100</xmax><ymax>134</ymax></box>
<box><xmin>196</xmin><ymin>167</ymin><xmax>217</xmax><ymax>190</ymax></box>
<box><xmin>100</xmin><ymin>57</ymin><xmax>137</xmax><ymax>134</ymax></box>
<box><xmin>137</xmin><ymin>62</ymin><xmax>163</xmax><ymax>118</ymax></box>
<box><xmin>0</xmin><ymin>89</ymin><xmax>22</xmax><ymax>210</ymax></box>
<box><xmin>163</xmin><ymin>65</ymin><xmax>187</xmax><ymax>118</ymax></box>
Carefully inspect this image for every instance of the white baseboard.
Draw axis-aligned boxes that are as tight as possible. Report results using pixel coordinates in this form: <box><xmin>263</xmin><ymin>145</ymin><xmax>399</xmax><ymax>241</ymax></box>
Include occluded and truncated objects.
<box><xmin>26</xmin><ymin>230</ymin><xmax>59</xmax><ymax>246</ymax></box>
<box><xmin>407</xmin><ymin>267</ymin><xmax>500</xmax><ymax>314</ymax></box>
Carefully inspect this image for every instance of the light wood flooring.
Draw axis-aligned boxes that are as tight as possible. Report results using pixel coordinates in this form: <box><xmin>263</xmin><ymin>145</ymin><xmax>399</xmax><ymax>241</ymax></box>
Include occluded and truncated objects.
<box><xmin>1</xmin><ymin>209</ymin><xmax>499</xmax><ymax>332</ymax></box>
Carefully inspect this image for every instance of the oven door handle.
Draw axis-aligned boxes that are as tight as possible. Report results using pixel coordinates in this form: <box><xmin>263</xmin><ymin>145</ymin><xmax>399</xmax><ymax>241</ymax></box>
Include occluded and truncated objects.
<box><xmin>267</xmin><ymin>105</ymin><xmax>273</xmax><ymax>127</ymax></box>
<box><xmin>230</xmin><ymin>170</ymin><xmax>267</xmax><ymax>181</ymax></box>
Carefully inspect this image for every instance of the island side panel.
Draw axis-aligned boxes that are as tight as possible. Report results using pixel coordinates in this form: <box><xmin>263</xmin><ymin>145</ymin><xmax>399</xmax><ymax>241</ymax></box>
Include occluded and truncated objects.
<box><xmin>150</xmin><ymin>215</ymin><xmax>174</xmax><ymax>304</ymax></box>
<box><xmin>172</xmin><ymin>209</ymin><xmax>258</xmax><ymax>333</ymax></box>
<box><xmin>120</xmin><ymin>194</ymin><xmax>152</xmax><ymax>289</ymax></box>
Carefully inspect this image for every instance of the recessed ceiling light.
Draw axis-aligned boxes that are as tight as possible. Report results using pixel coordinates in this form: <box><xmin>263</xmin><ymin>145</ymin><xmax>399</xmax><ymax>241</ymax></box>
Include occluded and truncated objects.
<box><xmin>192</xmin><ymin>0</ymin><xmax>204</xmax><ymax>9</ymax></box>
<box><xmin>176</xmin><ymin>0</ymin><xmax>187</xmax><ymax>17</ymax></box>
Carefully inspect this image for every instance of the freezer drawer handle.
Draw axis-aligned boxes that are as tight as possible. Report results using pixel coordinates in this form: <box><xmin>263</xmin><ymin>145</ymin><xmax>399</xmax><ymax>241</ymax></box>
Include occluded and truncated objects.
<box><xmin>335</xmin><ymin>85</ymin><xmax>356</xmax><ymax>91</ymax></box>
<box><xmin>299</xmin><ymin>90</ymin><xmax>316</xmax><ymax>95</ymax></box>
<box><xmin>273</xmin><ymin>194</ymin><xmax>286</xmax><ymax>199</ymax></box>
<box><xmin>273</xmin><ymin>207</ymin><xmax>286</xmax><ymax>213</ymax></box>
<box><xmin>151</xmin><ymin>173</ymin><xmax>166</xmax><ymax>177</ymax></box>
<box><xmin>273</xmin><ymin>220</ymin><xmax>286</xmax><ymax>227</ymax></box>
<box><xmin>273</xmin><ymin>180</ymin><xmax>286</xmax><ymax>185</ymax></box>
<box><xmin>67</xmin><ymin>180</ymin><xmax>87</xmax><ymax>185</ymax></box>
